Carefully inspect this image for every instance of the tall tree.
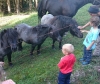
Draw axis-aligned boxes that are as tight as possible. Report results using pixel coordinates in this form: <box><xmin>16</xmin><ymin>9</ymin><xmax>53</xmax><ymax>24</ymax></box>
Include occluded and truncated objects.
<box><xmin>29</xmin><ymin>0</ymin><xmax>32</xmax><ymax>11</ymax></box>
<box><xmin>15</xmin><ymin>0</ymin><xmax>20</xmax><ymax>14</ymax></box>
<box><xmin>7</xmin><ymin>0</ymin><xmax>11</xmax><ymax>13</ymax></box>
<box><xmin>0</xmin><ymin>0</ymin><xmax>3</xmax><ymax>12</ymax></box>
<box><xmin>34</xmin><ymin>0</ymin><xmax>38</xmax><ymax>9</ymax></box>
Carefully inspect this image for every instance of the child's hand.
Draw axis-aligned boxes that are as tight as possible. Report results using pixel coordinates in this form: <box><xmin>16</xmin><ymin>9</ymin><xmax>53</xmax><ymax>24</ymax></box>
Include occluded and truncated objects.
<box><xmin>0</xmin><ymin>62</ymin><xmax>4</xmax><ymax>66</ymax></box>
<box><xmin>78</xmin><ymin>26</ymin><xmax>83</xmax><ymax>29</ymax></box>
<box><xmin>61</xmin><ymin>57</ymin><xmax>63</xmax><ymax>60</ymax></box>
<box><xmin>80</xmin><ymin>30</ymin><xmax>86</xmax><ymax>33</ymax></box>
<box><xmin>86</xmin><ymin>47</ymin><xmax>90</xmax><ymax>50</ymax></box>
<box><xmin>80</xmin><ymin>30</ymin><xmax>88</xmax><ymax>33</ymax></box>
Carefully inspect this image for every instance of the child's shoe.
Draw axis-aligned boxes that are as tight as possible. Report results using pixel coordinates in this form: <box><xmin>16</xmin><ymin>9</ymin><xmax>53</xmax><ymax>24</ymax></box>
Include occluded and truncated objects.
<box><xmin>79</xmin><ymin>58</ymin><xmax>85</xmax><ymax>62</ymax></box>
<box><xmin>81</xmin><ymin>61</ymin><xmax>89</xmax><ymax>65</ymax></box>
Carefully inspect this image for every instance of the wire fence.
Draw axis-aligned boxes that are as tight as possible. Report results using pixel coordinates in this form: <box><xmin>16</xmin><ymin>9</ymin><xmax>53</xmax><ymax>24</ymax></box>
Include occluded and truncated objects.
<box><xmin>0</xmin><ymin>9</ymin><xmax>100</xmax><ymax>84</ymax></box>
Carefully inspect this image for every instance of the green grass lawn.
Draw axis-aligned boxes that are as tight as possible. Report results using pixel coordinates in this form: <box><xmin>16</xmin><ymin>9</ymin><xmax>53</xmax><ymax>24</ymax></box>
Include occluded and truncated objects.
<box><xmin>1</xmin><ymin>4</ymin><xmax>100</xmax><ymax>84</ymax></box>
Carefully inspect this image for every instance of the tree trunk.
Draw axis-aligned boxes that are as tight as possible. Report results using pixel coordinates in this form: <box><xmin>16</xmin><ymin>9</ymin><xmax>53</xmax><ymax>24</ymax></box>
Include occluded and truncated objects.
<box><xmin>15</xmin><ymin>0</ymin><xmax>20</xmax><ymax>14</ymax></box>
<box><xmin>20</xmin><ymin>0</ymin><xmax>22</xmax><ymax>12</ymax></box>
<box><xmin>29</xmin><ymin>0</ymin><xmax>32</xmax><ymax>11</ymax></box>
<box><xmin>0</xmin><ymin>1</ymin><xmax>2</xmax><ymax>12</ymax></box>
<box><xmin>7</xmin><ymin>0</ymin><xmax>11</xmax><ymax>13</ymax></box>
<box><xmin>34</xmin><ymin>0</ymin><xmax>38</xmax><ymax>9</ymax></box>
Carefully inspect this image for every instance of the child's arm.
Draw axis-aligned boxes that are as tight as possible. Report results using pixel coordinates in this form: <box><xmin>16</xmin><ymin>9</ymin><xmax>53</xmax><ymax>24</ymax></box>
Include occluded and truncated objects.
<box><xmin>86</xmin><ymin>40</ymin><xmax>95</xmax><ymax>50</ymax></box>
<box><xmin>80</xmin><ymin>30</ymin><xmax>89</xmax><ymax>33</ymax></box>
<box><xmin>57</xmin><ymin>59</ymin><xmax>65</xmax><ymax>69</ymax></box>
<box><xmin>87</xmin><ymin>31</ymin><xmax>99</xmax><ymax>50</ymax></box>
<box><xmin>78</xmin><ymin>22</ymin><xmax>91</xmax><ymax>29</ymax></box>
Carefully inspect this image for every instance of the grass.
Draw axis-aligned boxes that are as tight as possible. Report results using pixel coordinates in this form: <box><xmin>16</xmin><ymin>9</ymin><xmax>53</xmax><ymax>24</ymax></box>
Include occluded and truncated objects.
<box><xmin>1</xmin><ymin>4</ymin><xmax>100</xmax><ymax>84</ymax></box>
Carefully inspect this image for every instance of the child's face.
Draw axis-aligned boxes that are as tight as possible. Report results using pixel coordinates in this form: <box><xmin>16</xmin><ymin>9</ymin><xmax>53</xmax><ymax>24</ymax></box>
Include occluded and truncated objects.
<box><xmin>62</xmin><ymin>48</ymin><xmax>68</xmax><ymax>55</ymax></box>
<box><xmin>89</xmin><ymin>13</ymin><xmax>98</xmax><ymax>16</ymax></box>
<box><xmin>90</xmin><ymin>22</ymin><xmax>93</xmax><ymax>26</ymax></box>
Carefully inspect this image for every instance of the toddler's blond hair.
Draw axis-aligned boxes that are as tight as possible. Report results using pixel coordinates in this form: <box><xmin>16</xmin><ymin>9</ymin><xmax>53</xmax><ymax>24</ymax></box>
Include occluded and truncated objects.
<box><xmin>62</xmin><ymin>44</ymin><xmax>74</xmax><ymax>54</ymax></box>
